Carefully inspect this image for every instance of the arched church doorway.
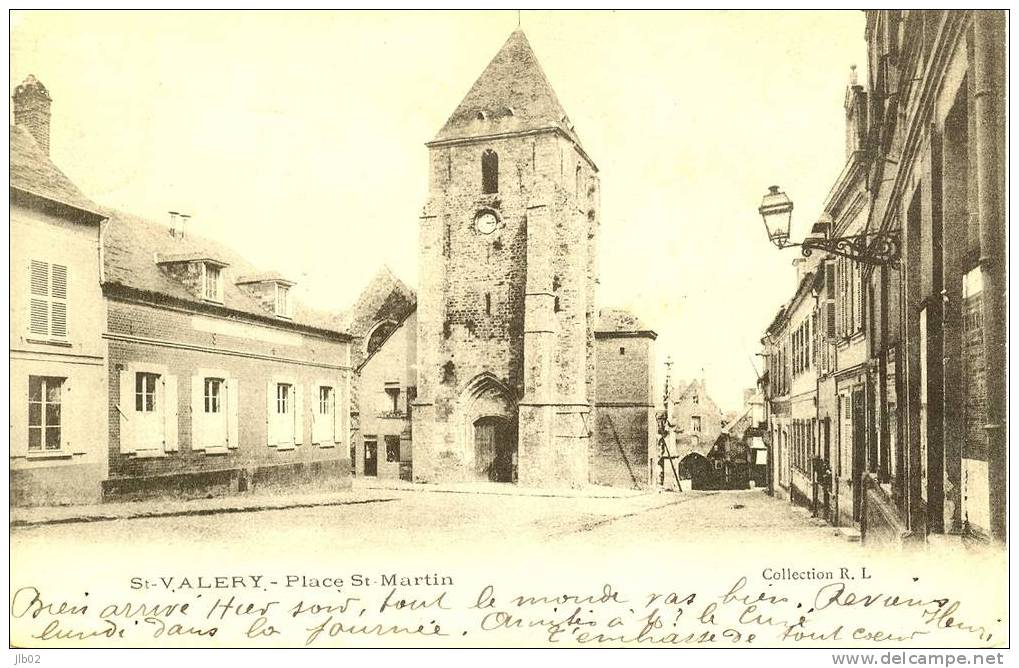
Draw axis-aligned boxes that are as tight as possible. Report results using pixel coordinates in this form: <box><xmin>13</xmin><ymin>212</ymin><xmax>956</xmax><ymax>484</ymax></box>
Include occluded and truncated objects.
<box><xmin>474</xmin><ymin>416</ymin><xmax>516</xmax><ymax>483</ymax></box>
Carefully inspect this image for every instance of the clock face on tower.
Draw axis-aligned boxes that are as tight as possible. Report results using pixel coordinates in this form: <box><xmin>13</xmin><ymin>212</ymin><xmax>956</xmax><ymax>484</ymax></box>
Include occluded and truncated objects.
<box><xmin>474</xmin><ymin>210</ymin><xmax>499</xmax><ymax>235</ymax></box>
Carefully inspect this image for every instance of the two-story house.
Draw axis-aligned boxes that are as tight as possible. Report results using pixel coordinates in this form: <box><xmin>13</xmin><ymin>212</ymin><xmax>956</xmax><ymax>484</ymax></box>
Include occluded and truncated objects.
<box><xmin>101</xmin><ymin>209</ymin><xmax>354</xmax><ymax>499</ymax></box>
<box><xmin>10</xmin><ymin>76</ymin><xmax>109</xmax><ymax>505</ymax></box>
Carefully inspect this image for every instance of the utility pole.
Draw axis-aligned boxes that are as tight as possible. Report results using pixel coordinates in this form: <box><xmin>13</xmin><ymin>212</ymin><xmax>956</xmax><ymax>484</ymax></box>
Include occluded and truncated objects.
<box><xmin>657</xmin><ymin>356</ymin><xmax>682</xmax><ymax>490</ymax></box>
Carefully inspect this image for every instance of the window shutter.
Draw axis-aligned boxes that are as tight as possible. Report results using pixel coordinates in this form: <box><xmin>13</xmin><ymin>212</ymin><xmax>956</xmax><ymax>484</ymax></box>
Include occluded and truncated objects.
<box><xmin>839</xmin><ymin>258</ymin><xmax>847</xmax><ymax>337</ymax></box>
<box><xmin>311</xmin><ymin>386</ymin><xmax>322</xmax><ymax>445</ymax></box>
<box><xmin>334</xmin><ymin>383</ymin><xmax>344</xmax><ymax>446</ymax></box>
<box><xmin>12</xmin><ymin>376</ymin><xmax>29</xmax><ymax>457</ymax></box>
<box><xmin>50</xmin><ymin>264</ymin><xmax>68</xmax><ymax>338</ymax></box>
<box><xmin>63</xmin><ymin>376</ymin><xmax>85</xmax><ymax>455</ymax></box>
<box><xmin>294</xmin><ymin>384</ymin><xmax>304</xmax><ymax>445</ymax></box>
<box><xmin>50</xmin><ymin>301</ymin><xmax>67</xmax><ymax>338</ymax></box>
<box><xmin>119</xmin><ymin>370</ymin><xmax>135</xmax><ymax>454</ymax></box>
<box><xmin>163</xmin><ymin>375</ymin><xmax>179</xmax><ymax>452</ymax></box>
<box><xmin>29</xmin><ymin>260</ymin><xmax>49</xmax><ymax>336</ymax></box>
<box><xmin>227</xmin><ymin>378</ymin><xmax>239</xmax><ymax>449</ymax></box>
<box><xmin>853</xmin><ymin>262</ymin><xmax>863</xmax><ymax>332</ymax></box>
<box><xmin>191</xmin><ymin>376</ymin><xmax>204</xmax><ymax>450</ymax></box>
<box><xmin>266</xmin><ymin>380</ymin><xmax>276</xmax><ymax>446</ymax></box>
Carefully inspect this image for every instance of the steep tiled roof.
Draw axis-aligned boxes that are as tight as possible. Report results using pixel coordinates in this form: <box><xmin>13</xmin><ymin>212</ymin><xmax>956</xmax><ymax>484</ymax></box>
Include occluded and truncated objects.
<box><xmin>672</xmin><ymin>378</ymin><xmax>722</xmax><ymax>414</ymax></box>
<box><xmin>721</xmin><ymin>405</ymin><xmax>753</xmax><ymax>435</ymax></box>
<box><xmin>346</xmin><ymin>266</ymin><xmax>417</xmax><ymax>370</ymax></box>
<box><xmin>102</xmin><ymin>209</ymin><xmax>347</xmax><ymax>337</ymax></box>
<box><xmin>9</xmin><ymin>125</ymin><xmax>105</xmax><ymax>219</ymax></box>
<box><xmin>347</xmin><ymin>266</ymin><xmax>417</xmax><ymax>337</ymax></box>
<box><xmin>432</xmin><ymin>29</ymin><xmax>584</xmax><ymax>150</ymax></box>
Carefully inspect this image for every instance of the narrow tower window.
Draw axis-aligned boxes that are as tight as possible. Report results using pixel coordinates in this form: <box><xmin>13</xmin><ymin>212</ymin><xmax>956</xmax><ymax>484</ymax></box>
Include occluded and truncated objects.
<box><xmin>485</xmin><ymin>292</ymin><xmax>492</xmax><ymax>315</ymax></box>
<box><xmin>482</xmin><ymin>149</ymin><xmax>498</xmax><ymax>194</ymax></box>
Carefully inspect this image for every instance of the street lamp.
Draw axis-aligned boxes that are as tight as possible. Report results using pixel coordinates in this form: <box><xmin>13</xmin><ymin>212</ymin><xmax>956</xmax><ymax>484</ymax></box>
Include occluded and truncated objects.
<box><xmin>757</xmin><ymin>186</ymin><xmax>900</xmax><ymax>266</ymax></box>
<box><xmin>758</xmin><ymin>185</ymin><xmax>794</xmax><ymax>247</ymax></box>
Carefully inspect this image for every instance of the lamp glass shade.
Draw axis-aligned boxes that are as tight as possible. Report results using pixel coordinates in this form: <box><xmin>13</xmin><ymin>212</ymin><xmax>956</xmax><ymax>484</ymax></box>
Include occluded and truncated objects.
<box><xmin>758</xmin><ymin>185</ymin><xmax>793</xmax><ymax>246</ymax></box>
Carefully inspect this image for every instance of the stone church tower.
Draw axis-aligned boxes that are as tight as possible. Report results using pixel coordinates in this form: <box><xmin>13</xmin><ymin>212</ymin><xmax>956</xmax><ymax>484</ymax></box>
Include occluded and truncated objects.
<box><xmin>412</xmin><ymin>29</ymin><xmax>599</xmax><ymax>488</ymax></box>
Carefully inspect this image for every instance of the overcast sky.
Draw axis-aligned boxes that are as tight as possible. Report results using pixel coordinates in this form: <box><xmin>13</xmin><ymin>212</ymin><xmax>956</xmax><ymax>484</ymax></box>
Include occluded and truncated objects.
<box><xmin>11</xmin><ymin>10</ymin><xmax>866</xmax><ymax>411</ymax></box>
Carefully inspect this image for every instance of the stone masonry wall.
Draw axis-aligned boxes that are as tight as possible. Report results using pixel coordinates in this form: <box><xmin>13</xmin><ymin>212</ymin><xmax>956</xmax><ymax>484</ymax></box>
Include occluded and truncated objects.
<box><xmin>414</xmin><ymin>130</ymin><xmax>597</xmax><ymax>486</ymax></box>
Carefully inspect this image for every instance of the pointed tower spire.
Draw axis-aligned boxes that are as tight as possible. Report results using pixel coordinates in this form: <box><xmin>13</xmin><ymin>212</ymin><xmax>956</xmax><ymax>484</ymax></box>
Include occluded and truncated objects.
<box><xmin>430</xmin><ymin>29</ymin><xmax>585</xmax><ymax>152</ymax></box>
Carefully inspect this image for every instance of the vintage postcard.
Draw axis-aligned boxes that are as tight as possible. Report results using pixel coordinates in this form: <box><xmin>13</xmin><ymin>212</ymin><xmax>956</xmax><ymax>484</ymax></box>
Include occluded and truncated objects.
<box><xmin>8</xmin><ymin>9</ymin><xmax>1010</xmax><ymax>658</ymax></box>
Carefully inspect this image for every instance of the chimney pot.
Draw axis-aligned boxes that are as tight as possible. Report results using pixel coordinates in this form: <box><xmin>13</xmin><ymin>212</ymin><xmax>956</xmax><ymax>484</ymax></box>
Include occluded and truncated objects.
<box><xmin>168</xmin><ymin>211</ymin><xmax>179</xmax><ymax>239</ymax></box>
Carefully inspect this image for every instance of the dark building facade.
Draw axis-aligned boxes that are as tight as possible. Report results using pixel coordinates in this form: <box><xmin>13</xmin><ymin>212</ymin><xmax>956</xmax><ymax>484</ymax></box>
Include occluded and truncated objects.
<box><xmin>761</xmin><ymin>10</ymin><xmax>1006</xmax><ymax>547</ymax></box>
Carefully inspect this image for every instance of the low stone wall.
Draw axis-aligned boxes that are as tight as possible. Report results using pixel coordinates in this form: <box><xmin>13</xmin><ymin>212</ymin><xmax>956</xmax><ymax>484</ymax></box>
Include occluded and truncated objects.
<box><xmin>11</xmin><ymin>463</ymin><xmax>105</xmax><ymax>506</ymax></box>
<box><xmin>101</xmin><ymin>459</ymin><xmax>351</xmax><ymax>502</ymax></box>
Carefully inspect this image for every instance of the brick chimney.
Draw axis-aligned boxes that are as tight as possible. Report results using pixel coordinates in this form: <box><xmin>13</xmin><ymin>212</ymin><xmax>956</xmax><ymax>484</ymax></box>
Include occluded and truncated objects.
<box><xmin>12</xmin><ymin>74</ymin><xmax>52</xmax><ymax>155</ymax></box>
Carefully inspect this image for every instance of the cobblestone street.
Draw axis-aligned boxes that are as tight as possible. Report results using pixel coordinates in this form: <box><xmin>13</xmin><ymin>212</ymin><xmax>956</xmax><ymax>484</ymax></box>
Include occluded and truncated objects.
<box><xmin>11</xmin><ymin>486</ymin><xmax>857</xmax><ymax>563</ymax></box>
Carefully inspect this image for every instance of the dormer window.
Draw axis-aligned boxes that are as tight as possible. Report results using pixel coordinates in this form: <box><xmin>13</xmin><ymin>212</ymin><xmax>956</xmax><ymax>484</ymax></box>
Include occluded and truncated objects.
<box><xmin>275</xmin><ymin>284</ymin><xmax>290</xmax><ymax>318</ymax></box>
<box><xmin>235</xmin><ymin>272</ymin><xmax>295</xmax><ymax>319</ymax></box>
<box><xmin>155</xmin><ymin>252</ymin><xmax>229</xmax><ymax>304</ymax></box>
<box><xmin>202</xmin><ymin>263</ymin><xmax>223</xmax><ymax>302</ymax></box>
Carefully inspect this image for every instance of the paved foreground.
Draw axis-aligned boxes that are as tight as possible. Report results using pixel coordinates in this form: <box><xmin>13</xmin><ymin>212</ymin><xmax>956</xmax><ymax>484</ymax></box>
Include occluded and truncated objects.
<box><xmin>11</xmin><ymin>486</ymin><xmax>853</xmax><ymax>558</ymax></box>
<box><xmin>13</xmin><ymin>487</ymin><xmax>1010</xmax><ymax>649</ymax></box>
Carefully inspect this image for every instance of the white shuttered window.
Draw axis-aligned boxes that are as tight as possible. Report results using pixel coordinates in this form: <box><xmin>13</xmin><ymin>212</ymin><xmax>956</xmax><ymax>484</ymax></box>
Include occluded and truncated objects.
<box><xmin>29</xmin><ymin>260</ymin><xmax>68</xmax><ymax>339</ymax></box>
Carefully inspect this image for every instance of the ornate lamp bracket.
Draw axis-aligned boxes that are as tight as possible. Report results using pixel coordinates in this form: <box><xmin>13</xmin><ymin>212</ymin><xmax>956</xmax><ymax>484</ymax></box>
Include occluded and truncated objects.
<box><xmin>791</xmin><ymin>230</ymin><xmax>900</xmax><ymax>266</ymax></box>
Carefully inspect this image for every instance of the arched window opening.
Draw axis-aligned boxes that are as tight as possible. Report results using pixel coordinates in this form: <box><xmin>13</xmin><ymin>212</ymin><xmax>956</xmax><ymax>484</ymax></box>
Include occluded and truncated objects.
<box><xmin>366</xmin><ymin>320</ymin><xmax>398</xmax><ymax>356</ymax></box>
<box><xmin>482</xmin><ymin>150</ymin><xmax>499</xmax><ymax>194</ymax></box>
<box><xmin>575</xmin><ymin>164</ymin><xmax>582</xmax><ymax>195</ymax></box>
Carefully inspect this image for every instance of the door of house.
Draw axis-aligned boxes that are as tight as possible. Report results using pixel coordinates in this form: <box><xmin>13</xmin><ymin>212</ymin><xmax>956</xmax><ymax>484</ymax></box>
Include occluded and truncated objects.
<box><xmin>317</xmin><ymin>386</ymin><xmax>335</xmax><ymax>443</ymax></box>
<box><xmin>474</xmin><ymin>416</ymin><xmax>515</xmax><ymax>483</ymax></box>
<box><xmin>135</xmin><ymin>372</ymin><xmax>163</xmax><ymax>451</ymax></box>
<box><xmin>274</xmin><ymin>383</ymin><xmax>296</xmax><ymax>447</ymax></box>
<box><xmin>202</xmin><ymin>378</ymin><xmax>228</xmax><ymax>448</ymax></box>
<box><xmin>852</xmin><ymin>388</ymin><xmax>867</xmax><ymax>522</ymax></box>
<box><xmin>364</xmin><ymin>441</ymin><xmax>378</xmax><ymax>477</ymax></box>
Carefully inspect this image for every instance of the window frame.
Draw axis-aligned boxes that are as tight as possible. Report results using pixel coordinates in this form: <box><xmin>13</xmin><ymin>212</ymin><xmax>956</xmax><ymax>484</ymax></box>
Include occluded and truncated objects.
<box><xmin>318</xmin><ymin>386</ymin><xmax>334</xmax><ymax>416</ymax></box>
<box><xmin>28</xmin><ymin>375</ymin><xmax>64</xmax><ymax>452</ymax></box>
<box><xmin>276</xmin><ymin>382</ymin><xmax>292</xmax><ymax>415</ymax></box>
<box><xmin>204</xmin><ymin>377</ymin><xmax>224</xmax><ymax>414</ymax></box>
<box><xmin>202</xmin><ymin>263</ymin><xmax>224</xmax><ymax>303</ymax></box>
<box><xmin>274</xmin><ymin>283</ymin><xmax>291</xmax><ymax>318</ymax></box>
<box><xmin>135</xmin><ymin>372</ymin><xmax>160</xmax><ymax>413</ymax></box>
